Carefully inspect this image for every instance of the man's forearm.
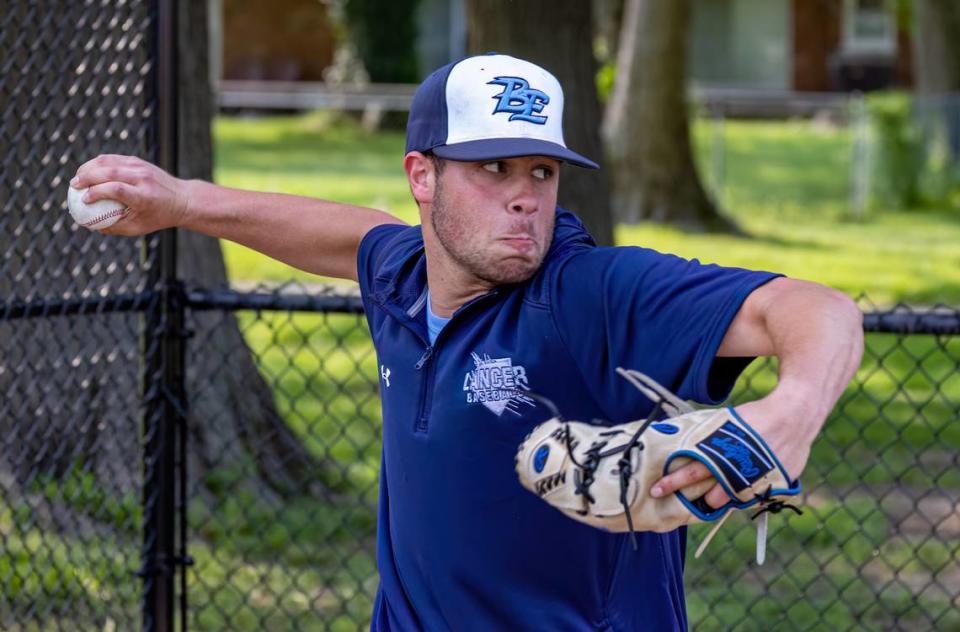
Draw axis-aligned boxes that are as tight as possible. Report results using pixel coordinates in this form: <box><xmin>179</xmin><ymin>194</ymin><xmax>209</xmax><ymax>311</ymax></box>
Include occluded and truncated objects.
<box><xmin>74</xmin><ymin>155</ymin><xmax>408</xmax><ymax>281</ymax></box>
<box><xmin>764</xmin><ymin>285</ymin><xmax>864</xmax><ymax>441</ymax></box>
<box><xmin>183</xmin><ymin>180</ymin><xmax>406</xmax><ymax>281</ymax></box>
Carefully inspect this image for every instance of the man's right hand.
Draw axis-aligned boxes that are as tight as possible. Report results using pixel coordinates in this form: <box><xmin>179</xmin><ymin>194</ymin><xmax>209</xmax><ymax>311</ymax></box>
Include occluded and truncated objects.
<box><xmin>72</xmin><ymin>154</ymin><xmax>192</xmax><ymax>236</ymax></box>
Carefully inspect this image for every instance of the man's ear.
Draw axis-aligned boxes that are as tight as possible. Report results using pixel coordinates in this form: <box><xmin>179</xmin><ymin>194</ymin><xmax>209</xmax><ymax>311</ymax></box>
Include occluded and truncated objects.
<box><xmin>404</xmin><ymin>151</ymin><xmax>435</xmax><ymax>205</ymax></box>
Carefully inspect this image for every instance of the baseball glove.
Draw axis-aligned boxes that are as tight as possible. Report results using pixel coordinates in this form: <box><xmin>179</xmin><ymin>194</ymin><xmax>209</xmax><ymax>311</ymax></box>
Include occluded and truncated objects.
<box><xmin>515</xmin><ymin>368</ymin><xmax>801</xmax><ymax>563</ymax></box>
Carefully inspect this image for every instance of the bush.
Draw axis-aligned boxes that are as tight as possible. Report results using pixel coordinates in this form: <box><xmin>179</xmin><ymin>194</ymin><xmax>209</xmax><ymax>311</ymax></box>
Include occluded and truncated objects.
<box><xmin>344</xmin><ymin>0</ymin><xmax>420</xmax><ymax>83</ymax></box>
<box><xmin>866</xmin><ymin>92</ymin><xmax>924</xmax><ymax>209</ymax></box>
<box><xmin>865</xmin><ymin>91</ymin><xmax>960</xmax><ymax>210</ymax></box>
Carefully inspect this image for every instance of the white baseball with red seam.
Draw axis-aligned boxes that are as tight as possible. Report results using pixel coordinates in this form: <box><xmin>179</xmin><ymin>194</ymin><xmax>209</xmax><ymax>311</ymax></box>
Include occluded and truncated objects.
<box><xmin>67</xmin><ymin>185</ymin><xmax>127</xmax><ymax>230</ymax></box>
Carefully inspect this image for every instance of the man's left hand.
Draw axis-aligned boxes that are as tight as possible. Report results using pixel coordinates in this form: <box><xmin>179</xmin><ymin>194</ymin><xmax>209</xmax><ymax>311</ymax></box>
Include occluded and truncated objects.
<box><xmin>649</xmin><ymin>393</ymin><xmax>822</xmax><ymax>508</ymax></box>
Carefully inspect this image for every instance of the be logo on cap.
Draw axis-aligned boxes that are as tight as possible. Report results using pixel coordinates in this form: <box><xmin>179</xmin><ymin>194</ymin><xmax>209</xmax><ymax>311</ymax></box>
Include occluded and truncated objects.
<box><xmin>405</xmin><ymin>53</ymin><xmax>598</xmax><ymax>169</ymax></box>
<box><xmin>488</xmin><ymin>76</ymin><xmax>550</xmax><ymax>124</ymax></box>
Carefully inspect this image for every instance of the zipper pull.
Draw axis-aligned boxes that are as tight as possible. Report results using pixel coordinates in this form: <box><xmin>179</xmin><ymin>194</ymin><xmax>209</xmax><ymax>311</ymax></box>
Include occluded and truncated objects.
<box><xmin>415</xmin><ymin>347</ymin><xmax>433</xmax><ymax>370</ymax></box>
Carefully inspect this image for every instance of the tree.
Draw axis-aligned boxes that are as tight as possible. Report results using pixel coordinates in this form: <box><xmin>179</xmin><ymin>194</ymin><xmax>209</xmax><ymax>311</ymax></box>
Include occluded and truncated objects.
<box><xmin>913</xmin><ymin>0</ymin><xmax>960</xmax><ymax>162</ymax></box>
<box><xmin>0</xmin><ymin>1</ymin><xmax>322</xmax><ymax>512</ymax></box>
<box><xmin>465</xmin><ymin>0</ymin><xmax>615</xmax><ymax>246</ymax></box>
<box><xmin>344</xmin><ymin>0</ymin><xmax>421</xmax><ymax>83</ymax></box>
<box><xmin>603</xmin><ymin>0</ymin><xmax>738</xmax><ymax>232</ymax></box>
<box><xmin>175</xmin><ymin>0</ymin><xmax>323</xmax><ymax>499</ymax></box>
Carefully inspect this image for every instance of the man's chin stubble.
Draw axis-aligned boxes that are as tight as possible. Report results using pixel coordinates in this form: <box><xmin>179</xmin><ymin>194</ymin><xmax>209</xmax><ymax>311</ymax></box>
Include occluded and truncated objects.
<box><xmin>472</xmin><ymin>258</ymin><xmax>542</xmax><ymax>286</ymax></box>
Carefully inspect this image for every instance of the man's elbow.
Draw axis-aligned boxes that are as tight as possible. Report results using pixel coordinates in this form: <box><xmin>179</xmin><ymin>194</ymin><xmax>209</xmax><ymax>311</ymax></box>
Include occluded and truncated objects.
<box><xmin>778</xmin><ymin>279</ymin><xmax>863</xmax><ymax>340</ymax></box>
<box><xmin>825</xmin><ymin>286</ymin><xmax>862</xmax><ymax>328</ymax></box>
<box><xmin>812</xmin><ymin>283</ymin><xmax>864</xmax><ymax>354</ymax></box>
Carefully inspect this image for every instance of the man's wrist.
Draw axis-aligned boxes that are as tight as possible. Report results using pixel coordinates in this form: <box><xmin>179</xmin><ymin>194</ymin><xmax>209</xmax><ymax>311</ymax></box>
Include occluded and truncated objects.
<box><xmin>765</xmin><ymin>378</ymin><xmax>833</xmax><ymax>435</ymax></box>
<box><xmin>179</xmin><ymin>178</ymin><xmax>211</xmax><ymax>230</ymax></box>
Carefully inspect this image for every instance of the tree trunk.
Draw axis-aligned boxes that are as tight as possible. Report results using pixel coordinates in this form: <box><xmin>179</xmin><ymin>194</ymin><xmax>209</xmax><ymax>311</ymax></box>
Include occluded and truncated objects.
<box><xmin>603</xmin><ymin>0</ymin><xmax>739</xmax><ymax>232</ymax></box>
<box><xmin>913</xmin><ymin>0</ymin><xmax>960</xmax><ymax>93</ymax></box>
<box><xmin>913</xmin><ymin>0</ymin><xmax>960</xmax><ymax>160</ymax></box>
<box><xmin>593</xmin><ymin>0</ymin><xmax>625</xmax><ymax>66</ymax></box>
<box><xmin>0</xmin><ymin>2</ymin><xmax>150</xmax><ymax>512</ymax></box>
<box><xmin>0</xmin><ymin>1</ymin><xmax>322</xmax><ymax>526</ymax></box>
<box><xmin>176</xmin><ymin>0</ymin><xmax>323</xmax><ymax>499</ymax></box>
<box><xmin>465</xmin><ymin>0</ymin><xmax>615</xmax><ymax>246</ymax></box>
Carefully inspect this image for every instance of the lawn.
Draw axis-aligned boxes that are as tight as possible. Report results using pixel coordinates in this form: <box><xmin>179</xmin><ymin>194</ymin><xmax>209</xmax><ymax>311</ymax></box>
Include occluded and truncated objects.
<box><xmin>213</xmin><ymin>113</ymin><xmax>960</xmax><ymax>305</ymax></box>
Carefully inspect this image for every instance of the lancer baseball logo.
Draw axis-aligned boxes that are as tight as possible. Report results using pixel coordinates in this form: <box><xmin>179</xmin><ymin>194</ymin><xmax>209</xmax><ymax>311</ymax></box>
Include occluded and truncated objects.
<box><xmin>488</xmin><ymin>76</ymin><xmax>550</xmax><ymax>124</ymax></box>
<box><xmin>463</xmin><ymin>352</ymin><xmax>535</xmax><ymax>416</ymax></box>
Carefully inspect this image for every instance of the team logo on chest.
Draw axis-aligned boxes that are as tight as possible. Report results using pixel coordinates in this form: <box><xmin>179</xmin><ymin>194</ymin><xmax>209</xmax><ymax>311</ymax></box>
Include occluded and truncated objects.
<box><xmin>463</xmin><ymin>352</ymin><xmax>535</xmax><ymax>416</ymax></box>
<box><xmin>487</xmin><ymin>76</ymin><xmax>550</xmax><ymax>124</ymax></box>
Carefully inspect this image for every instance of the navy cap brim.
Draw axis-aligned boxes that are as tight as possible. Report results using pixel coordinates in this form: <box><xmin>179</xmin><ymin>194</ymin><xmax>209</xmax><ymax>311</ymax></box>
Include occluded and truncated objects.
<box><xmin>431</xmin><ymin>138</ymin><xmax>599</xmax><ymax>169</ymax></box>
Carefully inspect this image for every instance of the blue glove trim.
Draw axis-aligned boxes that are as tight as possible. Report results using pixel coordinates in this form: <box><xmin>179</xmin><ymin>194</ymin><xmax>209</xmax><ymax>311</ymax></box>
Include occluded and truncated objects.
<box><xmin>663</xmin><ymin>407</ymin><xmax>802</xmax><ymax>523</ymax></box>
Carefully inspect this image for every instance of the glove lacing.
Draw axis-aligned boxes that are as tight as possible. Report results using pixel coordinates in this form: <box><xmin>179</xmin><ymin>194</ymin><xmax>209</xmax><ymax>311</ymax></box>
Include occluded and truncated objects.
<box><xmin>566</xmin><ymin>401</ymin><xmax>666</xmax><ymax>551</ymax></box>
<box><xmin>751</xmin><ymin>485</ymin><xmax>803</xmax><ymax>520</ymax></box>
<box><xmin>695</xmin><ymin>485</ymin><xmax>804</xmax><ymax>564</ymax></box>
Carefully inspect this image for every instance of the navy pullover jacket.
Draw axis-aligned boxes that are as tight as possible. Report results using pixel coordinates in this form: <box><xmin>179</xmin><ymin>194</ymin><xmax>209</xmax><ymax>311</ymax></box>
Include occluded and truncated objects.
<box><xmin>357</xmin><ymin>208</ymin><xmax>779</xmax><ymax>631</ymax></box>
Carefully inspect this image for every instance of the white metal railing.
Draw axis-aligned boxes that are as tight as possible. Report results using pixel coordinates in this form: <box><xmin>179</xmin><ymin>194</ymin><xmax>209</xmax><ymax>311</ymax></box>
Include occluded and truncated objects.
<box><xmin>217</xmin><ymin>80</ymin><xmax>417</xmax><ymax>111</ymax></box>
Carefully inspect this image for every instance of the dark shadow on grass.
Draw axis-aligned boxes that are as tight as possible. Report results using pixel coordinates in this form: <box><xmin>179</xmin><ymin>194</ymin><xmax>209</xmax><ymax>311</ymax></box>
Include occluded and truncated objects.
<box><xmin>654</xmin><ymin>219</ymin><xmax>831</xmax><ymax>251</ymax></box>
<box><xmin>735</xmin><ymin>231</ymin><xmax>829</xmax><ymax>251</ymax></box>
<box><xmin>897</xmin><ymin>282</ymin><xmax>960</xmax><ymax>306</ymax></box>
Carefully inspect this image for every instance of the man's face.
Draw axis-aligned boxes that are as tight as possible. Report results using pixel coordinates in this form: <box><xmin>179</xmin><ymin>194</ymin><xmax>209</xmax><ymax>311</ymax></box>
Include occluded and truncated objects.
<box><xmin>427</xmin><ymin>155</ymin><xmax>560</xmax><ymax>286</ymax></box>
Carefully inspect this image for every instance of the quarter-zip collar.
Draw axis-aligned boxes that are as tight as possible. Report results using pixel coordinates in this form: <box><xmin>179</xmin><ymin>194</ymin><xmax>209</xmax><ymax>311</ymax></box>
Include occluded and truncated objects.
<box><xmin>368</xmin><ymin>208</ymin><xmax>596</xmax><ymax>340</ymax></box>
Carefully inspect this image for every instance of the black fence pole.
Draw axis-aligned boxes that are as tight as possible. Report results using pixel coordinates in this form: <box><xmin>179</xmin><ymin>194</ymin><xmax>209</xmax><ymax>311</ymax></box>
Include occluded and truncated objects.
<box><xmin>140</xmin><ymin>0</ymin><xmax>182</xmax><ymax>631</ymax></box>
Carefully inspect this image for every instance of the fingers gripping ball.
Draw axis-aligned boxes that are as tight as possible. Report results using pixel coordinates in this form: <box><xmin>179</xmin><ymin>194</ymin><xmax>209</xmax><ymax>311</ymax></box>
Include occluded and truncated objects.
<box><xmin>67</xmin><ymin>185</ymin><xmax>127</xmax><ymax>230</ymax></box>
<box><xmin>515</xmin><ymin>369</ymin><xmax>802</xmax><ymax>562</ymax></box>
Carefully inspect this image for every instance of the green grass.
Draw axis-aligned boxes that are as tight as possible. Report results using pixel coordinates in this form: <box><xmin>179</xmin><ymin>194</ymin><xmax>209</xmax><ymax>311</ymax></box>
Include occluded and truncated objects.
<box><xmin>0</xmin><ymin>503</ymin><xmax>141</xmax><ymax>630</ymax></box>
<box><xmin>214</xmin><ymin>113</ymin><xmax>416</xmax><ymax>285</ymax></box>
<box><xmin>27</xmin><ymin>463</ymin><xmax>142</xmax><ymax>534</ymax></box>
<box><xmin>686</xmin><ymin>494</ymin><xmax>960</xmax><ymax>631</ymax></box>
<box><xmin>213</xmin><ymin>114</ymin><xmax>960</xmax><ymax>305</ymax></box>
<box><xmin>186</xmin><ymin>489</ymin><xmax>377</xmax><ymax>631</ymax></box>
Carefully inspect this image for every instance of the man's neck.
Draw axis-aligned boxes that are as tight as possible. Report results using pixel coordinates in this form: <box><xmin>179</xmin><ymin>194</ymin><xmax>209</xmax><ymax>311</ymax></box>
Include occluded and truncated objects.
<box><xmin>423</xmin><ymin>242</ymin><xmax>495</xmax><ymax>319</ymax></box>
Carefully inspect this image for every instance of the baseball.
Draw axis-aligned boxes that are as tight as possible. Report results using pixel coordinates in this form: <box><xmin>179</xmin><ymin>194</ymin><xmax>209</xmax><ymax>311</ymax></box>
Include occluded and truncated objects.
<box><xmin>66</xmin><ymin>185</ymin><xmax>127</xmax><ymax>230</ymax></box>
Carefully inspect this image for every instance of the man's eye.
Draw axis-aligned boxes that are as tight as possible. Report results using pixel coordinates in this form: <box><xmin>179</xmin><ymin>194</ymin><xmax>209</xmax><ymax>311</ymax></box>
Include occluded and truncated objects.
<box><xmin>532</xmin><ymin>166</ymin><xmax>553</xmax><ymax>180</ymax></box>
<box><xmin>482</xmin><ymin>161</ymin><xmax>503</xmax><ymax>173</ymax></box>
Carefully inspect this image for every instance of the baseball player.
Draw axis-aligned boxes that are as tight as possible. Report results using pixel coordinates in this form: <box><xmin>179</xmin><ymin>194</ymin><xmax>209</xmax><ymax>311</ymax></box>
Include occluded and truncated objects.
<box><xmin>72</xmin><ymin>53</ymin><xmax>864</xmax><ymax>631</ymax></box>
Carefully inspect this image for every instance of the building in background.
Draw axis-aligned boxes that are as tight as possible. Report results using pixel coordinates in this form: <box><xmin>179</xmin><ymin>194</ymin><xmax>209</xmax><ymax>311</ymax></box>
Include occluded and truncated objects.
<box><xmin>210</xmin><ymin>0</ymin><xmax>909</xmax><ymax>94</ymax></box>
<box><xmin>211</xmin><ymin>0</ymin><xmax>464</xmax><ymax>84</ymax></box>
<box><xmin>217</xmin><ymin>0</ymin><xmax>337</xmax><ymax>82</ymax></box>
<box><xmin>416</xmin><ymin>0</ymin><xmax>466</xmax><ymax>77</ymax></box>
<box><xmin>689</xmin><ymin>0</ymin><xmax>912</xmax><ymax>92</ymax></box>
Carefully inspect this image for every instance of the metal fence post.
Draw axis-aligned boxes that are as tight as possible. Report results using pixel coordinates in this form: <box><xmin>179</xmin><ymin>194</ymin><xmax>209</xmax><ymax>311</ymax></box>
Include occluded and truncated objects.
<box><xmin>140</xmin><ymin>1</ymin><xmax>183</xmax><ymax>631</ymax></box>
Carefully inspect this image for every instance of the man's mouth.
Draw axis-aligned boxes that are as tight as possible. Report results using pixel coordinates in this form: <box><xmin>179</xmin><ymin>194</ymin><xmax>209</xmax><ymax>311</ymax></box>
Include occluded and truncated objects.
<box><xmin>500</xmin><ymin>235</ymin><xmax>536</xmax><ymax>250</ymax></box>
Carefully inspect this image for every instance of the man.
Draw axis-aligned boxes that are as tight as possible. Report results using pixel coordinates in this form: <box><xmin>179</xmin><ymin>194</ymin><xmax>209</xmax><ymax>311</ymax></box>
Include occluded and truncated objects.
<box><xmin>72</xmin><ymin>54</ymin><xmax>863</xmax><ymax>631</ymax></box>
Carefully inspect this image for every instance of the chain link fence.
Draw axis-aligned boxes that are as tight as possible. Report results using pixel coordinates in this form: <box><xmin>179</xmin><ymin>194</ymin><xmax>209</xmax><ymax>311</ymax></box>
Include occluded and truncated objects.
<box><xmin>174</xmin><ymin>290</ymin><xmax>960</xmax><ymax>632</ymax></box>
<box><xmin>695</xmin><ymin>91</ymin><xmax>960</xmax><ymax>224</ymax></box>
<box><xmin>3</xmin><ymin>271</ymin><xmax>959</xmax><ymax>631</ymax></box>
<box><xmin>689</xmin><ymin>303</ymin><xmax>960</xmax><ymax>631</ymax></box>
<box><xmin>1</xmin><ymin>1</ymin><xmax>161</xmax><ymax>630</ymax></box>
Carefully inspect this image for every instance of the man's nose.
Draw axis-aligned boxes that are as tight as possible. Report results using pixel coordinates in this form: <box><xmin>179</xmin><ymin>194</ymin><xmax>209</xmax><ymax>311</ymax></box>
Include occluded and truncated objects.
<box><xmin>507</xmin><ymin>177</ymin><xmax>539</xmax><ymax>214</ymax></box>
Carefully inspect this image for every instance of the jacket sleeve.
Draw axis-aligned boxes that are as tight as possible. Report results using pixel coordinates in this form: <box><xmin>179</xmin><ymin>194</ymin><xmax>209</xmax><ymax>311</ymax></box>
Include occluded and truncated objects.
<box><xmin>550</xmin><ymin>246</ymin><xmax>781</xmax><ymax>420</ymax></box>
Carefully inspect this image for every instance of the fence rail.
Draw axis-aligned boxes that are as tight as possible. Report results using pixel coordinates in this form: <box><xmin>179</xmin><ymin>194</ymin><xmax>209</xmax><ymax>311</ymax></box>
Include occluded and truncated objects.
<box><xmin>215</xmin><ymin>80</ymin><xmax>857</xmax><ymax>118</ymax></box>
<box><xmin>217</xmin><ymin>80</ymin><xmax>417</xmax><ymax>112</ymax></box>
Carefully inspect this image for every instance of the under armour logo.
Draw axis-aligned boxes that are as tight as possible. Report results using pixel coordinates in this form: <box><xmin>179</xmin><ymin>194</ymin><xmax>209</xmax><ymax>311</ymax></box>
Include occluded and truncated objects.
<box><xmin>380</xmin><ymin>365</ymin><xmax>391</xmax><ymax>387</ymax></box>
<box><xmin>488</xmin><ymin>76</ymin><xmax>549</xmax><ymax>124</ymax></box>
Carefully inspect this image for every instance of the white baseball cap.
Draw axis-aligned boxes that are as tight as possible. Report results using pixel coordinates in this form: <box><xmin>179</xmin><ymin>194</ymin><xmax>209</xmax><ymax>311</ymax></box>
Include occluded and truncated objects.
<box><xmin>405</xmin><ymin>53</ymin><xmax>599</xmax><ymax>169</ymax></box>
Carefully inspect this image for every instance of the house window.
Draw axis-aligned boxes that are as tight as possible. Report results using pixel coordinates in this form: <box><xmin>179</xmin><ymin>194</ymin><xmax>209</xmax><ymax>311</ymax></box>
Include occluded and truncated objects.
<box><xmin>843</xmin><ymin>0</ymin><xmax>896</xmax><ymax>56</ymax></box>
